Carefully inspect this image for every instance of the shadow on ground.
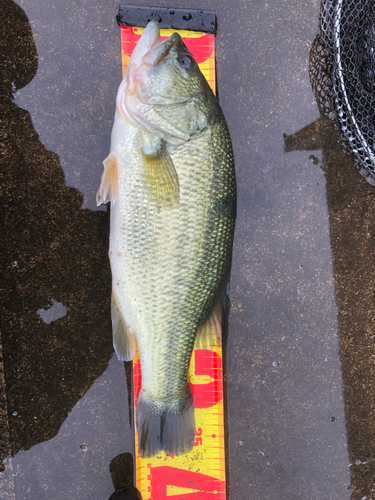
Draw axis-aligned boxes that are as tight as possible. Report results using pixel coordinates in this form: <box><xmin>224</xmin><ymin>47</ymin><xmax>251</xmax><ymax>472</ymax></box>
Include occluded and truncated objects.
<box><xmin>285</xmin><ymin>31</ymin><xmax>375</xmax><ymax>500</ymax></box>
<box><xmin>0</xmin><ymin>0</ymin><xmax>113</xmax><ymax>461</ymax></box>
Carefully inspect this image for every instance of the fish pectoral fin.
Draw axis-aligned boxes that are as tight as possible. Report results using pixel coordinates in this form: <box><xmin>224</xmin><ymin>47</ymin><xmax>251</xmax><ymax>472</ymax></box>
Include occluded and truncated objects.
<box><xmin>142</xmin><ymin>139</ymin><xmax>179</xmax><ymax>204</ymax></box>
<box><xmin>96</xmin><ymin>153</ymin><xmax>119</xmax><ymax>206</ymax></box>
<box><xmin>195</xmin><ymin>297</ymin><xmax>223</xmax><ymax>350</ymax></box>
<box><xmin>111</xmin><ymin>293</ymin><xmax>136</xmax><ymax>361</ymax></box>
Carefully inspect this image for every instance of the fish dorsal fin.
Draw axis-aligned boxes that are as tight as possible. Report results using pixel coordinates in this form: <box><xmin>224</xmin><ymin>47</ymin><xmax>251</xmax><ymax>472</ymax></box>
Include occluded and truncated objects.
<box><xmin>142</xmin><ymin>139</ymin><xmax>179</xmax><ymax>204</ymax></box>
<box><xmin>111</xmin><ymin>293</ymin><xmax>136</xmax><ymax>361</ymax></box>
<box><xmin>96</xmin><ymin>153</ymin><xmax>119</xmax><ymax>206</ymax></box>
<box><xmin>195</xmin><ymin>297</ymin><xmax>223</xmax><ymax>350</ymax></box>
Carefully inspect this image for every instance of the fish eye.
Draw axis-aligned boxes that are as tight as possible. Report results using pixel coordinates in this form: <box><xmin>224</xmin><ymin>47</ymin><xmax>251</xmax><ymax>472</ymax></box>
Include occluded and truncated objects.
<box><xmin>178</xmin><ymin>54</ymin><xmax>193</xmax><ymax>69</ymax></box>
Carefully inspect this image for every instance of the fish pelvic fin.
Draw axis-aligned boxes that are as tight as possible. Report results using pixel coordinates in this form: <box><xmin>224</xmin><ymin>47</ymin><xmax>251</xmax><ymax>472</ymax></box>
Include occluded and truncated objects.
<box><xmin>111</xmin><ymin>293</ymin><xmax>136</xmax><ymax>361</ymax></box>
<box><xmin>195</xmin><ymin>297</ymin><xmax>223</xmax><ymax>350</ymax></box>
<box><xmin>96</xmin><ymin>153</ymin><xmax>119</xmax><ymax>206</ymax></box>
<box><xmin>136</xmin><ymin>385</ymin><xmax>195</xmax><ymax>458</ymax></box>
<box><xmin>142</xmin><ymin>139</ymin><xmax>179</xmax><ymax>204</ymax></box>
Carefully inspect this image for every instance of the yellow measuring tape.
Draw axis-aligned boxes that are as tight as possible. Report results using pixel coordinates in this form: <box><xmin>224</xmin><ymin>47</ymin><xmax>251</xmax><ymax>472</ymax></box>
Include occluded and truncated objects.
<box><xmin>120</xmin><ymin>25</ymin><xmax>226</xmax><ymax>499</ymax></box>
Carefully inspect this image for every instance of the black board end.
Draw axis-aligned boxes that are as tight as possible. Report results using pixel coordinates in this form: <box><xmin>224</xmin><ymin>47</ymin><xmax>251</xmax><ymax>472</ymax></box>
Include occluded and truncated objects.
<box><xmin>117</xmin><ymin>5</ymin><xmax>217</xmax><ymax>35</ymax></box>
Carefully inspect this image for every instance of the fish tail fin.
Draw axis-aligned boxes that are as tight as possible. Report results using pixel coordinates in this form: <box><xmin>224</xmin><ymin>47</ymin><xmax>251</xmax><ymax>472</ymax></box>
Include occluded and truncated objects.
<box><xmin>136</xmin><ymin>385</ymin><xmax>195</xmax><ymax>458</ymax></box>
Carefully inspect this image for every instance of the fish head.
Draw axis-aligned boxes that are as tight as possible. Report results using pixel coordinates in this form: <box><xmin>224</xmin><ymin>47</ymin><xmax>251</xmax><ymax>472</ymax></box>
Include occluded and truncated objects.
<box><xmin>116</xmin><ymin>21</ymin><xmax>217</xmax><ymax>143</ymax></box>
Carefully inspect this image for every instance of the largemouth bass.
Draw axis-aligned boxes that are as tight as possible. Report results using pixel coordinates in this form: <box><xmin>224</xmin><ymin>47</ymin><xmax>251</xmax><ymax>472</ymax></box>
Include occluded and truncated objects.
<box><xmin>97</xmin><ymin>21</ymin><xmax>236</xmax><ymax>457</ymax></box>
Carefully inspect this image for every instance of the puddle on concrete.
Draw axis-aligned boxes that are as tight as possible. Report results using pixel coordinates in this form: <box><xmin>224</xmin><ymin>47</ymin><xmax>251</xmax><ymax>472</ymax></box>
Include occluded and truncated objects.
<box><xmin>2</xmin><ymin>0</ymin><xmax>375</xmax><ymax>498</ymax></box>
<box><xmin>10</xmin><ymin>354</ymin><xmax>130</xmax><ymax>500</ymax></box>
<box><xmin>37</xmin><ymin>299</ymin><xmax>67</xmax><ymax>325</ymax></box>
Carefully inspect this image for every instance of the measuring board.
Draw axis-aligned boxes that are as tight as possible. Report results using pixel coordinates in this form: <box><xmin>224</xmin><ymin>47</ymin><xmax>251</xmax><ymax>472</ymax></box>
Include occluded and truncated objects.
<box><xmin>118</xmin><ymin>9</ymin><xmax>227</xmax><ymax>499</ymax></box>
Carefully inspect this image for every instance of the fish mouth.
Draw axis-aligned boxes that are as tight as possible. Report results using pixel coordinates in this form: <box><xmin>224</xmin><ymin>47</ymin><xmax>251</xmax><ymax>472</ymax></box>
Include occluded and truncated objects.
<box><xmin>116</xmin><ymin>22</ymin><xmax>162</xmax><ymax>119</ymax></box>
<box><xmin>142</xmin><ymin>32</ymin><xmax>181</xmax><ymax>67</ymax></box>
<box><xmin>115</xmin><ymin>21</ymin><xmax>187</xmax><ymax>137</ymax></box>
<box><xmin>129</xmin><ymin>21</ymin><xmax>180</xmax><ymax>67</ymax></box>
<box><xmin>130</xmin><ymin>21</ymin><xmax>162</xmax><ymax>65</ymax></box>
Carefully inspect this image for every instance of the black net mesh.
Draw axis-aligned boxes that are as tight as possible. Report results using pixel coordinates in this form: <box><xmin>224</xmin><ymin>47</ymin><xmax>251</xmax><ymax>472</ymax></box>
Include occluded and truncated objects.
<box><xmin>309</xmin><ymin>34</ymin><xmax>334</xmax><ymax>118</ymax></box>
<box><xmin>319</xmin><ymin>0</ymin><xmax>375</xmax><ymax>185</ymax></box>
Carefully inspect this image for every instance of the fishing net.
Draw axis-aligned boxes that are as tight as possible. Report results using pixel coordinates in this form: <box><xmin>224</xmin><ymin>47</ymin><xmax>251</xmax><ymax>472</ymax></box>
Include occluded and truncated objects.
<box><xmin>316</xmin><ymin>0</ymin><xmax>375</xmax><ymax>184</ymax></box>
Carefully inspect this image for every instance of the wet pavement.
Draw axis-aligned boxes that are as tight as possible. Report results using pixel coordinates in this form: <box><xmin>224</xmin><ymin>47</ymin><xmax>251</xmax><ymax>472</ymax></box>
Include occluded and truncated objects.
<box><xmin>2</xmin><ymin>0</ymin><xmax>375</xmax><ymax>498</ymax></box>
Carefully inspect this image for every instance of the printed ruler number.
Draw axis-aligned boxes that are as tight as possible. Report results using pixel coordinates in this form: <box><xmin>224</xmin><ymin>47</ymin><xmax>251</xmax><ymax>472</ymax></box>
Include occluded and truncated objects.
<box><xmin>194</xmin><ymin>428</ymin><xmax>203</xmax><ymax>446</ymax></box>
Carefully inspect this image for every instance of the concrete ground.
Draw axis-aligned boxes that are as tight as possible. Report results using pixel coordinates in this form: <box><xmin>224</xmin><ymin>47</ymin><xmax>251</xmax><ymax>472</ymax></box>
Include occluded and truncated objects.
<box><xmin>1</xmin><ymin>0</ymin><xmax>375</xmax><ymax>498</ymax></box>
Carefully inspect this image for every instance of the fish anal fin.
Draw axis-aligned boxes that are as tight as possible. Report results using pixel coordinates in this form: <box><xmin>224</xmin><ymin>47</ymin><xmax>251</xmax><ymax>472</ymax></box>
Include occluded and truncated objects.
<box><xmin>142</xmin><ymin>140</ymin><xmax>179</xmax><ymax>204</ymax></box>
<box><xmin>96</xmin><ymin>153</ymin><xmax>119</xmax><ymax>206</ymax></box>
<box><xmin>111</xmin><ymin>293</ymin><xmax>136</xmax><ymax>361</ymax></box>
<box><xmin>195</xmin><ymin>298</ymin><xmax>223</xmax><ymax>350</ymax></box>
